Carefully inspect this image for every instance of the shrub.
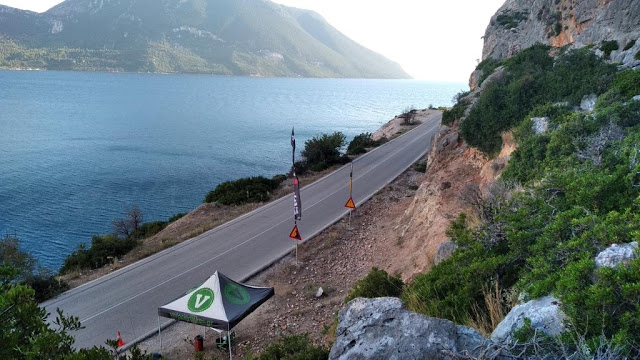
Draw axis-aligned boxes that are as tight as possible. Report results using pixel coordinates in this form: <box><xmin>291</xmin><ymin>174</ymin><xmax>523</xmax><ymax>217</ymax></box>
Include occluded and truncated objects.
<box><xmin>0</xmin><ymin>235</ymin><xmax>69</xmax><ymax>301</ymax></box>
<box><xmin>636</xmin><ymin>50</ymin><xmax>640</xmax><ymax>60</ymax></box>
<box><xmin>347</xmin><ymin>132</ymin><xmax>382</xmax><ymax>155</ymax></box>
<box><xmin>475</xmin><ymin>58</ymin><xmax>502</xmax><ymax>86</ymax></box>
<box><xmin>60</xmin><ymin>234</ymin><xmax>138</xmax><ymax>273</ymax></box>
<box><xmin>345</xmin><ymin>267</ymin><xmax>403</xmax><ymax>302</ymax></box>
<box><xmin>600</xmin><ymin>40</ymin><xmax>619</xmax><ymax>58</ymax></box>
<box><xmin>623</xmin><ymin>39</ymin><xmax>636</xmax><ymax>51</ymax></box>
<box><xmin>301</xmin><ymin>132</ymin><xmax>347</xmax><ymax>171</ymax></box>
<box><xmin>204</xmin><ymin>176</ymin><xmax>281</xmax><ymax>205</ymax></box>
<box><xmin>413</xmin><ymin>161</ymin><xmax>427</xmax><ymax>173</ymax></box>
<box><xmin>247</xmin><ymin>334</ymin><xmax>328</xmax><ymax>360</ymax></box>
<box><xmin>442</xmin><ymin>102</ymin><xmax>467</xmax><ymax>125</ymax></box>
<box><xmin>501</xmin><ymin>135</ymin><xmax>550</xmax><ymax>183</ymax></box>
<box><xmin>461</xmin><ymin>45</ymin><xmax>616</xmax><ymax>155</ymax></box>
<box><xmin>495</xmin><ymin>10</ymin><xmax>528</xmax><ymax>29</ymax></box>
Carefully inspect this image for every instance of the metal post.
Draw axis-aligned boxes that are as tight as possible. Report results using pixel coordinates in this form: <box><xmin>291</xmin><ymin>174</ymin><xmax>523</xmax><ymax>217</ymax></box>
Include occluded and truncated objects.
<box><xmin>228</xmin><ymin>324</ymin><xmax>232</xmax><ymax>360</ymax></box>
<box><xmin>157</xmin><ymin>316</ymin><xmax>162</xmax><ymax>353</ymax></box>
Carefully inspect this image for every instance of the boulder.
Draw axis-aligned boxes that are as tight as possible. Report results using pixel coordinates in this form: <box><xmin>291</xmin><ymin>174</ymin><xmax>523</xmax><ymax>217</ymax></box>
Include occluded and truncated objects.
<box><xmin>437</xmin><ymin>132</ymin><xmax>460</xmax><ymax>154</ymax></box>
<box><xmin>531</xmin><ymin>117</ymin><xmax>549</xmax><ymax>135</ymax></box>
<box><xmin>469</xmin><ymin>69</ymin><xmax>482</xmax><ymax>91</ymax></box>
<box><xmin>633</xmin><ymin>95</ymin><xmax>640</xmax><ymax>102</ymax></box>
<box><xmin>330</xmin><ymin>297</ymin><xmax>487</xmax><ymax>360</ymax></box>
<box><xmin>434</xmin><ymin>241</ymin><xmax>457</xmax><ymax>265</ymax></box>
<box><xmin>580</xmin><ymin>94</ymin><xmax>597</xmax><ymax>112</ymax></box>
<box><xmin>491</xmin><ymin>295</ymin><xmax>566</xmax><ymax>344</ymax></box>
<box><xmin>595</xmin><ymin>242</ymin><xmax>638</xmax><ymax>269</ymax></box>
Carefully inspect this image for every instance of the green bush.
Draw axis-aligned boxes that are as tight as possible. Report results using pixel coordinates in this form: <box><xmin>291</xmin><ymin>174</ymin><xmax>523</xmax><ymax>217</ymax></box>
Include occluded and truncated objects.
<box><xmin>475</xmin><ymin>58</ymin><xmax>502</xmax><ymax>86</ymax></box>
<box><xmin>345</xmin><ymin>267</ymin><xmax>403</xmax><ymax>302</ymax></box>
<box><xmin>461</xmin><ymin>45</ymin><xmax>616</xmax><ymax>155</ymax></box>
<box><xmin>60</xmin><ymin>234</ymin><xmax>138</xmax><ymax>273</ymax></box>
<box><xmin>623</xmin><ymin>39</ymin><xmax>636</xmax><ymax>51</ymax></box>
<box><xmin>0</xmin><ymin>235</ymin><xmax>69</xmax><ymax>301</ymax></box>
<box><xmin>247</xmin><ymin>334</ymin><xmax>328</xmax><ymax>360</ymax></box>
<box><xmin>495</xmin><ymin>10</ymin><xmax>528</xmax><ymax>29</ymax></box>
<box><xmin>600</xmin><ymin>40</ymin><xmax>619</xmax><ymax>58</ymax></box>
<box><xmin>442</xmin><ymin>102</ymin><xmax>467</xmax><ymax>125</ymax></box>
<box><xmin>501</xmin><ymin>135</ymin><xmax>550</xmax><ymax>183</ymax></box>
<box><xmin>347</xmin><ymin>132</ymin><xmax>383</xmax><ymax>155</ymax></box>
<box><xmin>204</xmin><ymin>176</ymin><xmax>282</xmax><ymax>205</ymax></box>
<box><xmin>301</xmin><ymin>132</ymin><xmax>348</xmax><ymax>172</ymax></box>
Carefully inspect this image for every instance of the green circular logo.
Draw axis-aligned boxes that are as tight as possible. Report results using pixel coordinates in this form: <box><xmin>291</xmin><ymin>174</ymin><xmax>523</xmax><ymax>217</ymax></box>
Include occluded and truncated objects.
<box><xmin>223</xmin><ymin>284</ymin><xmax>250</xmax><ymax>305</ymax></box>
<box><xmin>187</xmin><ymin>288</ymin><xmax>214</xmax><ymax>312</ymax></box>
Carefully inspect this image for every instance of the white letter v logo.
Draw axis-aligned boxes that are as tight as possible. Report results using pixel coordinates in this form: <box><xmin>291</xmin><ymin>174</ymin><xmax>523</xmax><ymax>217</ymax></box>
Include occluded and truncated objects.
<box><xmin>195</xmin><ymin>294</ymin><xmax>210</xmax><ymax>308</ymax></box>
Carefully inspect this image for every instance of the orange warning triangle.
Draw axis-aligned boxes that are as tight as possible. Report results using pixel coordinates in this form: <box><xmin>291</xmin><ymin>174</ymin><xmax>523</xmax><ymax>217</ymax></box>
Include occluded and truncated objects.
<box><xmin>289</xmin><ymin>225</ymin><xmax>302</xmax><ymax>241</ymax></box>
<box><xmin>345</xmin><ymin>197</ymin><xmax>356</xmax><ymax>209</ymax></box>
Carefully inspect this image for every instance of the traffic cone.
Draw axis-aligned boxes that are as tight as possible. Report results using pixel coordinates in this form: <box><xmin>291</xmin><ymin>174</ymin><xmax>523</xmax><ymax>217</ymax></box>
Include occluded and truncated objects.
<box><xmin>116</xmin><ymin>331</ymin><xmax>125</xmax><ymax>348</ymax></box>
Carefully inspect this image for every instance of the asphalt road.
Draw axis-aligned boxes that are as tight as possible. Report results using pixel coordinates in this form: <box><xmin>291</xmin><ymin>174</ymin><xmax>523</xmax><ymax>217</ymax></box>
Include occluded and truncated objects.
<box><xmin>42</xmin><ymin>112</ymin><xmax>442</xmax><ymax>349</ymax></box>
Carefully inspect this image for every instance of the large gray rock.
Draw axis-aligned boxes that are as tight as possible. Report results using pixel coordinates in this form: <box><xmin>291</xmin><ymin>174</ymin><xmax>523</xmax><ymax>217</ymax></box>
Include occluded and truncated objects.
<box><xmin>491</xmin><ymin>295</ymin><xmax>566</xmax><ymax>344</ymax></box>
<box><xmin>633</xmin><ymin>95</ymin><xmax>640</xmax><ymax>102</ymax></box>
<box><xmin>437</xmin><ymin>132</ymin><xmax>460</xmax><ymax>154</ymax></box>
<box><xmin>580</xmin><ymin>94</ymin><xmax>598</xmax><ymax>112</ymax></box>
<box><xmin>595</xmin><ymin>242</ymin><xmax>638</xmax><ymax>269</ymax></box>
<box><xmin>532</xmin><ymin>117</ymin><xmax>549</xmax><ymax>134</ymax></box>
<box><xmin>434</xmin><ymin>241</ymin><xmax>457</xmax><ymax>265</ymax></box>
<box><xmin>330</xmin><ymin>297</ymin><xmax>487</xmax><ymax>360</ymax></box>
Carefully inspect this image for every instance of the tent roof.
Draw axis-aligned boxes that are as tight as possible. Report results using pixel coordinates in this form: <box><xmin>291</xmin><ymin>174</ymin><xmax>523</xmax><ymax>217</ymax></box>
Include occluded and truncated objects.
<box><xmin>158</xmin><ymin>271</ymin><xmax>274</xmax><ymax>330</ymax></box>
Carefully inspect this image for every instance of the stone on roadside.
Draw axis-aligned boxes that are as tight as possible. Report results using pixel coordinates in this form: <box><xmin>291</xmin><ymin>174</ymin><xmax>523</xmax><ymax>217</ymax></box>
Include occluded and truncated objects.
<box><xmin>315</xmin><ymin>287</ymin><xmax>324</xmax><ymax>298</ymax></box>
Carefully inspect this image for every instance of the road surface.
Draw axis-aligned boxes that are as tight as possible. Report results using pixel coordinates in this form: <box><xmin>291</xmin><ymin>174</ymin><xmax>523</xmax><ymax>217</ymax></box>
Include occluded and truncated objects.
<box><xmin>42</xmin><ymin>112</ymin><xmax>442</xmax><ymax>349</ymax></box>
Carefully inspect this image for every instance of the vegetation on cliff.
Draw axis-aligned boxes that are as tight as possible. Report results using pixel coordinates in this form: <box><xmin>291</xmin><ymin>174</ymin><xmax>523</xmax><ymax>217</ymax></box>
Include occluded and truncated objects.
<box><xmin>397</xmin><ymin>45</ymin><xmax>640</xmax><ymax>356</ymax></box>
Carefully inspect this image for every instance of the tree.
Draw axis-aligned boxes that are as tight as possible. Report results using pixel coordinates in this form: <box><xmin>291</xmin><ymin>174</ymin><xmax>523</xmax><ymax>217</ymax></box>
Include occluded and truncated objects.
<box><xmin>301</xmin><ymin>132</ymin><xmax>347</xmax><ymax>171</ymax></box>
<box><xmin>112</xmin><ymin>205</ymin><xmax>144</xmax><ymax>239</ymax></box>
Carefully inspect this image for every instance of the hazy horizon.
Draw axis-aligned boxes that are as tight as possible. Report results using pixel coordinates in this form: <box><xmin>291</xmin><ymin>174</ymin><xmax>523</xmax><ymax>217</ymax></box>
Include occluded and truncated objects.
<box><xmin>0</xmin><ymin>0</ymin><xmax>505</xmax><ymax>82</ymax></box>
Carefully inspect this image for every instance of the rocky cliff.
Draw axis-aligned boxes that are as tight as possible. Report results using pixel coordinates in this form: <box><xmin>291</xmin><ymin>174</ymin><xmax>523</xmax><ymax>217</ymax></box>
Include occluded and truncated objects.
<box><xmin>483</xmin><ymin>0</ymin><xmax>640</xmax><ymax>67</ymax></box>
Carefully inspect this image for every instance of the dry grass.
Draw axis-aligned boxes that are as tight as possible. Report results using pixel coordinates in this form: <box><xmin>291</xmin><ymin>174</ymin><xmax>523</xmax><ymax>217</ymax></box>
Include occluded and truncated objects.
<box><xmin>467</xmin><ymin>280</ymin><xmax>514</xmax><ymax>337</ymax></box>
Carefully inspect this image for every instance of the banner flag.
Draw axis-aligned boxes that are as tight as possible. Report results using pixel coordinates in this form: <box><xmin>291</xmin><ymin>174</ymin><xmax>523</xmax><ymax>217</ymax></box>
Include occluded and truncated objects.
<box><xmin>291</xmin><ymin>127</ymin><xmax>302</xmax><ymax>221</ymax></box>
<box><xmin>293</xmin><ymin>175</ymin><xmax>302</xmax><ymax>221</ymax></box>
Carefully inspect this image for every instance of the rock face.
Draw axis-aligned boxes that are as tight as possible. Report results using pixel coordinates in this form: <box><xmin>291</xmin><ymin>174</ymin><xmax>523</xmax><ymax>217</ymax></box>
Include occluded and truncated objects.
<box><xmin>595</xmin><ymin>241</ymin><xmax>638</xmax><ymax>268</ymax></box>
<box><xmin>491</xmin><ymin>295</ymin><xmax>566</xmax><ymax>344</ymax></box>
<box><xmin>482</xmin><ymin>0</ymin><xmax>640</xmax><ymax>68</ymax></box>
<box><xmin>330</xmin><ymin>297</ymin><xmax>487</xmax><ymax>360</ymax></box>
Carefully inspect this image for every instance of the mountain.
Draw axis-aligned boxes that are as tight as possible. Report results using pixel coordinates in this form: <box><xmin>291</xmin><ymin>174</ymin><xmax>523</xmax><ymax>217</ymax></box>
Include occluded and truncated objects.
<box><xmin>0</xmin><ymin>0</ymin><xmax>409</xmax><ymax>78</ymax></box>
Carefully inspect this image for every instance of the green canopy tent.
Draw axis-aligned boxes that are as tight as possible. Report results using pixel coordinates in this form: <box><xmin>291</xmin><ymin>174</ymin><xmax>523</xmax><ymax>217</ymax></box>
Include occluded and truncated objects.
<box><xmin>158</xmin><ymin>271</ymin><xmax>274</xmax><ymax>359</ymax></box>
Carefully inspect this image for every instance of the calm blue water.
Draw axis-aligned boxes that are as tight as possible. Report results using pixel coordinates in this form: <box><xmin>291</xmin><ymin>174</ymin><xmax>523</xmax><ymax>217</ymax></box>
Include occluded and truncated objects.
<box><xmin>0</xmin><ymin>70</ymin><xmax>465</xmax><ymax>270</ymax></box>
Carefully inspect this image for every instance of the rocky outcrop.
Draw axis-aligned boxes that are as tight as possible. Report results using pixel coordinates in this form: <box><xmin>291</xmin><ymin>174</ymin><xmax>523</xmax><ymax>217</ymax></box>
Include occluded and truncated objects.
<box><xmin>580</xmin><ymin>94</ymin><xmax>598</xmax><ymax>112</ymax></box>
<box><xmin>491</xmin><ymin>295</ymin><xmax>566</xmax><ymax>344</ymax></box>
<box><xmin>482</xmin><ymin>0</ymin><xmax>640</xmax><ymax>68</ymax></box>
<box><xmin>595</xmin><ymin>241</ymin><xmax>638</xmax><ymax>268</ymax></box>
<box><xmin>330</xmin><ymin>297</ymin><xmax>487</xmax><ymax>360</ymax></box>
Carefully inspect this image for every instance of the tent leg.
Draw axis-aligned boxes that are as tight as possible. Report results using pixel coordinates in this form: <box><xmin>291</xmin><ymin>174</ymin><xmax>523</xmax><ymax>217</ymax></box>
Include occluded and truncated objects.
<box><xmin>228</xmin><ymin>324</ymin><xmax>232</xmax><ymax>360</ymax></box>
<box><xmin>157</xmin><ymin>316</ymin><xmax>163</xmax><ymax>353</ymax></box>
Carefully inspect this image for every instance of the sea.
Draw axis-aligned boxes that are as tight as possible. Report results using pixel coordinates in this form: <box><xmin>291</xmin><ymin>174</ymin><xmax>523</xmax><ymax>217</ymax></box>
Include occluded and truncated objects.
<box><xmin>0</xmin><ymin>70</ymin><xmax>466</xmax><ymax>270</ymax></box>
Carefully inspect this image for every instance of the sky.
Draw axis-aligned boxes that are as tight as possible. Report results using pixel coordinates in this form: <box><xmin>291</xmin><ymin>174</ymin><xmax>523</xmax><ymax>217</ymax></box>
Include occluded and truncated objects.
<box><xmin>0</xmin><ymin>0</ymin><xmax>506</xmax><ymax>82</ymax></box>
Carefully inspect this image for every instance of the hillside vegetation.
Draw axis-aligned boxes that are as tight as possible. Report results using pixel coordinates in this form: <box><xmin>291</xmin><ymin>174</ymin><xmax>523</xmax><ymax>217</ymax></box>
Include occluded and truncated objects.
<box><xmin>403</xmin><ymin>45</ymin><xmax>640</xmax><ymax>356</ymax></box>
<box><xmin>0</xmin><ymin>0</ymin><xmax>408</xmax><ymax>78</ymax></box>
